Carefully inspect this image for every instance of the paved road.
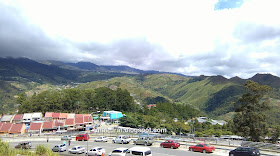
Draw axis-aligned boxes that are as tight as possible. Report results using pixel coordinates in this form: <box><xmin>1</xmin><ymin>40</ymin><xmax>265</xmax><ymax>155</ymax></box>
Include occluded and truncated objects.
<box><xmin>8</xmin><ymin>140</ymin><xmax>221</xmax><ymax>156</ymax></box>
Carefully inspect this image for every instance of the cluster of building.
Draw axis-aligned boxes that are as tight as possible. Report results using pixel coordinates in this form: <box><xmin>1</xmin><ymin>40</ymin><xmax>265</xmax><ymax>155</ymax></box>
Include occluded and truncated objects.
<box><xmin>0</xmin><ymin>110</ymin><xmax>123</xmax><ymax>135</ymax></box>
<box><xmin>187</xmin><ymin>117</ymin><xmax>227</xmax><ymax>126</ymax></box>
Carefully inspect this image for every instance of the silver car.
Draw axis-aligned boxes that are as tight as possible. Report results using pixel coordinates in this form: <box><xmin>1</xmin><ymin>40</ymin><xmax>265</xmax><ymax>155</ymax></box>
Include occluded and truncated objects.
<box><xmin>52</xmin><ymin>144</ymin><xmax>67</xmax><ymax>152</ymax></box>
<box><xmin>61</xmin><ymin>135</ymin><xmax>72</xmax><ymax>140</ymax></box>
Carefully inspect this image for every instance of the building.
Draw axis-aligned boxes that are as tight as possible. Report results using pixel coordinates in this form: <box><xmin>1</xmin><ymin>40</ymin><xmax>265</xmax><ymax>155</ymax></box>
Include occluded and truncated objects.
<box><xmin>84</xmin><ymin>114</ymin><xmax>93</xmax><ymax>130</ymax></box>
<box><xmin>32</xmin><ymin>112</ymin><xmax>43</xmax><ymax>121</ymax></box>
<box><xmin>102</xmin><ymin>111</ymin><xmax>123</xmax><ymax>120</ymax></box>
<box><xmin>45</xmin><ymin>112</ymin><xmax>54</xmax><ymax>121</ymax></box>
<box><xmin>12</xmin><ymin>114</ymin><xmax>23</xmax><ymax>124</ymax></box>
<box><xmin>146</xmin><ymin>104</ymin><xmax>157</xmax><ymax>110</ymax></box>
<box><xmin>52</xmin><ymin>113</ymin><xmax>60</xmax><ymax>120</ymax></box>
<box><xmin>64</xmin><ymin>118</ymin><xmax>75</xmax><ymax>131</ymax></box>
<box><xmin>67</xmin><ymin>113</ymin><xmax>75</xmax><ymax>119</ymax></box>
<box><xmin>28</xmin><ymin>122</ymin><xmax>43</xmax><ymax>133</ymax></box>
<box><xmin>9</xmin><ymin>124</ymin><xmax>26</xmax><ymax>134</ymax></box>
<box><xmin>75</xmin><ymin>114</ymin><xmax>84</xmax><ymax>130</ymax></box>
<box><xmin>1</xmin><ymin>115</ymin><xmax>14</xmax><ymax>123</ymax></box>
<box><xmin>22</xmin><ymin>113</ymin><xmax>33</xmax><ymax>124</ymax></box>
<box><xmin>42</xmin><ymin>121</ymin><xmax>55</xmax><ymax>132</ymax></box>
<box><xmin>0</xmin><ymin>123</ymin><xmax>13</xmax><ymax>133</ymax></box>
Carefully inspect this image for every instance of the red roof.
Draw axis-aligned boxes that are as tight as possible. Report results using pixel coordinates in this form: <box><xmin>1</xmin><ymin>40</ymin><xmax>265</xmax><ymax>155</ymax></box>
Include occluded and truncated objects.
<box><xmin>0</xmin><ymin>122</ymin><xmax>3</xmax><ymax>129</ymax></box>
<box><xmin>45</xmin><ymin>112</ymin><xmax>54</xmax><ymax>118</ymax></box>
<box><xmin>84</xmin><ymin>115</ymin><xmax>93</xmax><ymax>123</ymax></box>
<box><xmin>54</xmin><ymin>120</ymin><xmax>64</xmax><ymax>127</ymax></box>
<box><xmin>65</xmin><ymin>118</ymin><xmax>75</xmax><ymax>126</ymax></box>
<box><xmin>42</xmin><ymin>121</ymin><xmax>54</xmax><ymax>129</ymax></box>
<box><xmin>9</xmin><ymin>124</ymin><xmax>25</xmax><ymax>133</ymax></box>
<box><xmin>60</xmin><ymin>113</ymin><xmax>68</xmax><ymax>119</ymax></box>
<box><xmin>52</xmin><ymin>113</ymin><xmax>60</xmax><ymax>118</ymax></box>
<box><xmin>29</xmin><ymin>122</ymin><xmax>42</xmax><ymax>131</ymax></box>
<box><xmin>13</xmin><ymin>114</ymin><xmax>23</xmax><ymax>120</ymax></box>
<box><xmin>0</xmin><ymin>123</ymin><xmax>13</xmax><ymax>132</ymax></box>
<box><xmin>75</xmin><ymin>114</ymin><xmax>84</xmax><ymax>125</ymax></box>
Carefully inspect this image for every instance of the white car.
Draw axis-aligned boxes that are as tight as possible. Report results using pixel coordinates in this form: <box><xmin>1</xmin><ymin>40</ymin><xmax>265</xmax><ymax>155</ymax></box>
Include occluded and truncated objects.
<box><xmin>109</xmin><ymin>147</ymin><xmax>129</xmax><ymax>156</ymax></box>
<box><xmin>94</xmin><ymin>136</ymin><xmax>108</xmax><ymax>142</ymax></box>
<box><xmin>113</xmin><ymin>135</ymin><xmax>131</xmax><ymax>144</ymax></box>
<box><xmin>128</xmin><ymin>146</ymin><xmax>152</xmax><ymax>156</ymax></box>
<box><xmin>86</xmin><ymin>147</ymin><xmax>106</xmax><ymax>156</ymax></box>
<box><xmin>68</xmin><ymin>146</ymin><xmax>86</xmax><ymax>154</ymax></box>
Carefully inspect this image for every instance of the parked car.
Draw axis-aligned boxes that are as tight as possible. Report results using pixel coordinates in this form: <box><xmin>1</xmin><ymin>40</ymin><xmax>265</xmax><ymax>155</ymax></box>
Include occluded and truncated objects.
<box><xmin>15</xmin><ymin>142</ymin><xmax>31</xmax><ymax>149</ymax></box>
<box><xmin>128</xmin><ymin>146</ymin><xmax>152</xmax><ymax>156</ymax></box>
<box><xmin>189</xmin><ymin>143</ymin><xmax>215</xmax><ymax>153</ymax></box>
<box><xmin>113</xmin><ymin>135</ymin><xmax>131</xmax><ymax>144</ymax></box>
<box><xmin>94</xmin><ymin>136</ymin><xmax>108</xmax><ymax>142</ymax></box>
<box><xmin>68</xmin><ymin>146</ymin><xmax>86</xmax><ymax>154</ymax></box>
<box><xmin>160</xmin><ymin>140</ymin><xmax>180</xmax><ymax>149</ymax></box>
<box><xmin>133</xmin><ymin>137</ymin><xmax>154</xmax><ymax>146</ymax></box>
<box><xmin>52</xmin><ymin>144</ymin><xmax>67</xmax><ymax>152</ymax></box>
<box><xmin>109</xmin><ymin>147</ymin><xmax>129</xmax><ymax>156</ymax></box>
<box><xmin>61</xmin><ymin>135</ymin><xmax>72</xmax><ymax>140</ymax></box>
<box><xmin>76</xmin><ymin>133</ymin><xmax>90</xmax><ymax>141</ymax></box>
<box><xmin>85</xmin><ymin>147</ymin><xmax>106</xmax><ymax>156</ymax></box>
<box><xmin>229</xmin><ymin>147</ymin><xmax>260</xmax><ymax>156</ymax></box>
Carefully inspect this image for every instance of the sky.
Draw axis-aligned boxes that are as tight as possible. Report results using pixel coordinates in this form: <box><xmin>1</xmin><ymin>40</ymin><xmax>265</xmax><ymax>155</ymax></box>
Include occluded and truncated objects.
<box><xmin>0</xmin><ymin>0</ymin><xmax>280</xmax><ymax>78</ymax></box>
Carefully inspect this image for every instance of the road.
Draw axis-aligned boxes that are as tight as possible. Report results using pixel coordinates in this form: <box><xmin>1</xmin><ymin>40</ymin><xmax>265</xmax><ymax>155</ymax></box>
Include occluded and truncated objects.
<box><xmin>8</xmin><ymin>139</ymin><xmax>221</xmax><ymax>156</ymax></box>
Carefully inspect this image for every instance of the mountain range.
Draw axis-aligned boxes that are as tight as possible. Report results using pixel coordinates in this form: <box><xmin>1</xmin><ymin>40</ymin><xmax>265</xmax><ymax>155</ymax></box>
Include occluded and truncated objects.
<box><xmin>1</xmin><ymin>57</ymin><xmax>280</xmax><ymax>125</ymax></box>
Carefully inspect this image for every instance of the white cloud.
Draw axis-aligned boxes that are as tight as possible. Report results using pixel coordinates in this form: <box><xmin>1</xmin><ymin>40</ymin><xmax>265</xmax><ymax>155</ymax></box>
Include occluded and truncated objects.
<box><xmin>1</xmin><ymin>0</ymin><xmax>280</xmax><ymax>78</ymax></box>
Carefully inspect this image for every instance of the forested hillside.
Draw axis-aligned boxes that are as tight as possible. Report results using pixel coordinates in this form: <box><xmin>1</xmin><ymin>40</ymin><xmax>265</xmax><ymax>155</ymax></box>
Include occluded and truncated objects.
<box><xmin>1</xmin><ymin>57</ymin><xmax>280</xmax><ymax>126</ymax></box>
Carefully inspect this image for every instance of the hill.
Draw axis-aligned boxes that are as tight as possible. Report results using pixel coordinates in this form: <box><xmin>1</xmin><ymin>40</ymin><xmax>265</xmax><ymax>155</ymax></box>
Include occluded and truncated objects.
<box><xmin>0</xmin><ymin>57</ymin><xmax>133</xmax><ymax>84</ymax></box>
<box><xmin>1</xmin><ymin>57</ymin><xmax>280</xmax><ymax>125</ymax></box>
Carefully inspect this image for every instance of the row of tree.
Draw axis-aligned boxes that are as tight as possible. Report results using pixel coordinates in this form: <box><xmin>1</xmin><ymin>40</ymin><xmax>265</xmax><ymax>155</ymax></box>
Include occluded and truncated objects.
<box><xmin>17</xmin><ymin>87</ymin><xmax>137</xmax><ymax>114</ymax></box>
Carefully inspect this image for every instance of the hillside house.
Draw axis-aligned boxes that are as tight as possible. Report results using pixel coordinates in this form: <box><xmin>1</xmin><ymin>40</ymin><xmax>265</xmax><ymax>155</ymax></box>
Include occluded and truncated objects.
<box><xmin>102</xmin><ymin>111</ymin><xmax>123</xmax><ymax>120</ymax></box>
<box><xmin>28</xmin><ymin>122</ymin><xmax>43</xmax><ymax>134</ymax></box>
<box><xmin>0</xmin><ymin>123</ymin><xmax>13</xmax><ymax>133</ymax></box>
<box><xmin>45</xmin><ymin>112</ymin><xmax>54</xmax><ymax>121</ymax></box>
<box><xmin>22</xmin><ymin>113</ymin><xmax>33</xmax><ymax>124</ymax></box>
<box><xmin>12</xmin><ymin>114</ymin><xmax>23</xmax><ymax>124</ymax></box>
<box><xmin>9</xmin><ymin>124</ymin><xmax>26</xmax><ymax>134</ymax></box>
<box><xmin>1</xmin><ymin>115</ymin><xmax>14</xmax><ymax>123</ymax></box>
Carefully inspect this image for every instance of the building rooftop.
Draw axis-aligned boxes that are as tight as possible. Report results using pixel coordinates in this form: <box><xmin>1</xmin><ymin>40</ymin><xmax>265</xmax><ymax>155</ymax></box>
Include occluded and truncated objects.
<box><xmin>1</xmin><ymin>115</ymin><xmax>13</xmax><ymax>122</ymax></box>
<box><xmin>52</xmin><ymin>113</ymin><xmax>60</xmax><ymax>118</ymax></box>
<box><xmin>9</xmin><ymin>124</ymin><xmax>25</xmax><ymax>133</ymax></box>
<box><xmin>29</xmin><ymin>122</ymin><xmax>42</xmax><ymax>131</ymax></box>
<box><xmin>0</xmin><ymin>123</ymin><xmax>13</xmax><ymax>132</ymax></box>
<box><xmin>45</xmin><ymin>112</ymin><xmax>54</xmax><ymax>118</ymax></box>
<box><xmin>65</xmin><ymin>118</ymin><xmax>75</xmax><ymax>126</ymax></box>
<box><xmin>42</xmin><ymin>121</ymin><xmax>54</xmax><ymax>129</ymax></box>
<box><xmin>12</xmin><ymin>114</ymin><xmax>23</xmax><ymax>121</ymax></box>
<box><xmin>60</xmin><ymin>113</ymin><xmax>68</xmax><ymax>119</ymax></box>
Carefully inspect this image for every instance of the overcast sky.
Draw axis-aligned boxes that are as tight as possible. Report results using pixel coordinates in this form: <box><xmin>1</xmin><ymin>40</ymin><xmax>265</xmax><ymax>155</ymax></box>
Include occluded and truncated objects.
<box><xmin>1</xmin><ymin>0</ymin><xmax>280</xmax><ymax>78</ymax></box>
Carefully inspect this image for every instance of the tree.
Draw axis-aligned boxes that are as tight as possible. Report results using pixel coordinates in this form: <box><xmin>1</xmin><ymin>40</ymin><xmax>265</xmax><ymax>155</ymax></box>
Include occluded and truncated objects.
<box><xmin>233</xmin><ymin>80</ymin><xmax>272</xmax><ymax>142</ymax></box>
<box><xmin>271</xmin><ymin>125</ymin><xmax>280</xmax><ymax>144</ymax></box>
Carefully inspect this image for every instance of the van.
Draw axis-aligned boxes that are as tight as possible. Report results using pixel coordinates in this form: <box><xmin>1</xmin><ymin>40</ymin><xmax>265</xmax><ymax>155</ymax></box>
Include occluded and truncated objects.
<box><xmin>128</xmin><ymin>147</ymin><xmax>152</xmax><ymax>156</ymax></box>
<box><xmin>76</xmin><ymin>133</ymin><xmax>90</xmax><ymax>141</ymax></box>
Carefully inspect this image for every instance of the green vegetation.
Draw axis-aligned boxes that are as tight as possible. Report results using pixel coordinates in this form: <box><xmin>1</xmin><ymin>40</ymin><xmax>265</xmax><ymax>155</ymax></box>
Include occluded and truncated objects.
<box><xmin>233</xmin><ymin>81</ymin><xmax>272</xmax><ymax>142</ymax></box>
<box><xmin>119</xmin><ymin>102</ymin><xmax>199</xmax><ymax>134</ymax></box>
<box><xmin>0</xmin><ymin>139</ymin><xmax>58</xmax><ymax>156</ymax></box>
<box><xmin>18</xmin><ymin>87</ymin><xmax>138</xmax><ymax>114</ymax></box>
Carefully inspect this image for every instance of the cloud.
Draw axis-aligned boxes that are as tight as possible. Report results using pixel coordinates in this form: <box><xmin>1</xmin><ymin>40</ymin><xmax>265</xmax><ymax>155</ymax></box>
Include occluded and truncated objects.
<box><xmin>234</xmin><ymin>23</ymin><xmax>280</xmax><ymax>43</ymax></box>
<box><xmin>1</xmin><ymin>0</ymin><xmax>280</xmax><ymax>79</ymax></box>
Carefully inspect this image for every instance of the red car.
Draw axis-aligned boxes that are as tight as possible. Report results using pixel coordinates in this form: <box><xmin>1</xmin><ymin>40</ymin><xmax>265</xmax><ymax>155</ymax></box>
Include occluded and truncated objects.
<box><xmin>189</xmin><ymin>143</ymin><xmax>215</xmax><ymax>153</ymax></box>
<box><xmin>160</xmin><ymin>140</ymin><xmax>180</xmax><ymax>149</ymax></box>
<box><xmin>76</xmin><ymin>134</ymin><xmax>90</xmax><ymax>141</ymax></box>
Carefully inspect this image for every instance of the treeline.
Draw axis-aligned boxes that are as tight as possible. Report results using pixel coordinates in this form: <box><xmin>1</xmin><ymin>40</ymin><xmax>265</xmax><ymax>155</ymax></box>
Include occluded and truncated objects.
<box><xmin>120</xmin><ymin>102</ymin><xmax>200</xmax><ymax>134</ymax></box>
<box><xmin>18</xmin><ymin>87</ymin><xmax>138</xmax><ymax>114</ymax></box>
